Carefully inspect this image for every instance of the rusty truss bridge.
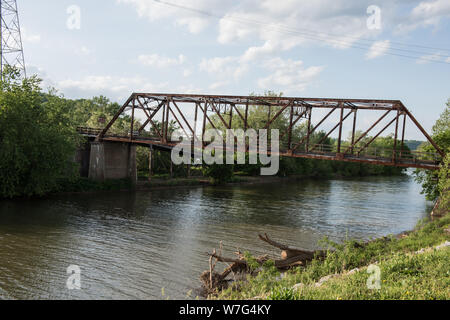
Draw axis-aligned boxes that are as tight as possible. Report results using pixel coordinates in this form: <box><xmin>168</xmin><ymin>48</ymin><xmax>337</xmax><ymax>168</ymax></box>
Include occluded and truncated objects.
<box><xmin>78</xmin><ymin>93</ymin><xmax>445</xmax><ymax>170</ymax></box>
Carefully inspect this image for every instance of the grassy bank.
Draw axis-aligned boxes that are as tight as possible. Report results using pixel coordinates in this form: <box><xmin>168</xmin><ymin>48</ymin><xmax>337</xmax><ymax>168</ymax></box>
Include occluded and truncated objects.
<box><xmin>215</xmin><ymin>211</ymin><xmax>450</xmax><ymax>300</ymax></box>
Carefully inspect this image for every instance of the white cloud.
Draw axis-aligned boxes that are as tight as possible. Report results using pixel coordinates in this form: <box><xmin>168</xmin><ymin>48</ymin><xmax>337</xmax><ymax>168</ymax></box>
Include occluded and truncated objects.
<box><xmin>22</xmin><ymin>27</ymin><xmax>41</xmax><ymax>44</ymax></box>
<box><xmin>416</xmin><ymin>51</ymin><xmax>446</xmax><ymax>64</ymax></box>
<box><xmin>119</xmin><ymin>0</ymin><xmax>450</xmax><ymax>63</ymax></box>
<box><xmin>411</xmin><ymin>0</ymin><xmax>450</xmax><ymax>22</ymax></box>
<box><xmin>119</xmin><ymin>0</ymin><xmax>377</xmax><ymax>54</ymax></box>
<box><xmin>75</xmin><ymin>46</ymin><xmax>91</xmax><ymax>56</ymax></box>
<box><xmin>58</xmin><ymin>75</ymin><xmax>169</xmax><ymax>99</ymax></box>
<box><xmin>209</xmin><ymin>81</ymin><xmax>230</xmax><ymax>90</ymax></box>
<box><xmin>366</xmin><ymin>40</ymin><xmax>391</xmax><ymax>59</ymax></box>
<box><xmin>241</xmin><ymin>41</ymin><xmax>278</xmax><ymax>62</ymax></box>
<box><xmin>138</xmin><ymin>54</ymin><xmax>186</xmax><ymax>68</ymax></box>
<box><xmin>396</xmin><ymin>0</ymin><xmax>450</xmax><ymax>33</ymax></box>
<box><xmin>199</xmin><ymin>56</ymin><xmax>248</xmax><ymax>80</ymax></box>
<box><xmin>258</xmin><ymin>58</ymin><xmax>324</xmax><ymax>93</ymax></box>
<box><xmin>183</xmin><ymin>68</ymin><xmax>192</xmax><ymax>77</ymax></box>
<box><xmin>117</xmin><ymin>0</ymin><xmax>227</xmax><ymax>34</ymax></box>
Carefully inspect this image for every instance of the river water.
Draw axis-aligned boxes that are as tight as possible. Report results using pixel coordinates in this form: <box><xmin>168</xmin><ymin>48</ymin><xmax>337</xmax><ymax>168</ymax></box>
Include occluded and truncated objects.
<box><xmin>0</xmin><ymin>174</ymin><xmax>432</xmax><ymax>300</ymax></box>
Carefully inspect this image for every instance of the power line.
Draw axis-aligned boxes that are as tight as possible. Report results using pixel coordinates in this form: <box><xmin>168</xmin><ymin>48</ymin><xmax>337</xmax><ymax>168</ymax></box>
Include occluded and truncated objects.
<box><xmin>152</xmin><ymin>0</ymin><xmax>450</xmax><ymax>65</ymax></box>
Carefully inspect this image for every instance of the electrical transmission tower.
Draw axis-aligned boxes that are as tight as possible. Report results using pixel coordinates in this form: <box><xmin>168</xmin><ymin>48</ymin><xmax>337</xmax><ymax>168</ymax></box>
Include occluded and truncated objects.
<box><xmin>0</xmin><ymin>0</ymin><xmax>26</xmax><ymax>80</ymax></box>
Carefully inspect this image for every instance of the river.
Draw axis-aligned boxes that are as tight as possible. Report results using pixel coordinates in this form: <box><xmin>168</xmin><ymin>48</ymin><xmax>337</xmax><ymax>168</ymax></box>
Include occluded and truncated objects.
<box><xmin>0</xmin><ymin>174</ymin><xmax>433</xmax><ymax>300</ymax></box>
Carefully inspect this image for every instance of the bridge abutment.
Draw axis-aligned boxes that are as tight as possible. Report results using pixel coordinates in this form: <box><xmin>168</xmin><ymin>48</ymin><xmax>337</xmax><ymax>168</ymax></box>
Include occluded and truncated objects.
<box><xmin>88</xmin><ymin>141</ymin><xmax>137</xmax><ymax>184</ymax></box>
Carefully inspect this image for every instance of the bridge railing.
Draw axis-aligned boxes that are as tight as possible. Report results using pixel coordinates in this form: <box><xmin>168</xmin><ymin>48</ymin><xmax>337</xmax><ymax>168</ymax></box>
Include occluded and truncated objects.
<box><xmin>77</xmin><ymin>127</ymin><xmax>442</xmax><ymax>166</ymax></box>
<box><xmin>76</xmin><ymin>127</ymin><xmax>102</xmax><ymax>136</ymax></box>
<box><xmin>290</xmin><ymin>143</ymin><xmax>441</xmax><ymax>165</ymax></box>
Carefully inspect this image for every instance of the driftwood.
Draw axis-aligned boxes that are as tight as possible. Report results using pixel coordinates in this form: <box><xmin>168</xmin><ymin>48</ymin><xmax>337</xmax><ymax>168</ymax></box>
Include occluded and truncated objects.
<box><xmin>200</xmin><ymin>234</ymin><xmax>327</xmax><ymax>295</ymax></box>
<box><xmin>259</xmin><ymin>233</ymin><xmax>326</xmax><ymax>267</ymax></box>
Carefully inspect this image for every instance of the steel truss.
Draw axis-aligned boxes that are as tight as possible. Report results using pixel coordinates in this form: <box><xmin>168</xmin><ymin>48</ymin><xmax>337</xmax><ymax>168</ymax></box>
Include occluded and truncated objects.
<box><xmin>88</xmin><ymin>93</ymin><xmax>445</xmax><ymax>170</ymax></box>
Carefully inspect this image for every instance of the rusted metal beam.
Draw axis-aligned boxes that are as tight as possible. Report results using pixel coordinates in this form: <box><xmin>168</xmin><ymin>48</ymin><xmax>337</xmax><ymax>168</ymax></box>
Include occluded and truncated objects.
<box><xmin>344</xmin><ymin>110</ymin><xmax>391</xmax><ymax>155</ymax></box>
<box><xmin>288</xmin><ymin>104</ymin><xmax>294</xmax><ymax>150</ymax></box>
<box><xmin>163</xmin><ymin>99</ymin><xmax>170</xmax><ymax>143</ymax></box>
<box><xmin>168</xmin><ymin>105</ymin><xmax>190</xmax><ymax>139</ymax></box>
<box><xmin>351</xmin><ymin>109</ymin><xmax>357</xmax><ymax>155</ymax></box>
<box><xmin>138</xmin><ymin>101</ymin><xmax>165</xmax><ymax>133</ymax></box>
<box><xmin>209</xmin><ymin>100</ymin><xmax>231</xmax><ymax>130</ymax></box>
<box><xmin>400</xmin><ymin>113</ymin><xmax>407</xmax><ymax>160</ymax></box>
<box><xmin>263</xmin><ymin>103</ymin><xmax>291</xmax><ymax>129</ymax></box>
<box><xmin>291</xmin><ymin>107</ymin><xmax>337</xmax><ymax>153</ymax></box>
<box><xmin>95</xmin><ymin>93</ymin><xmax>444</xmax><ymax>170</ymax></box>
<box><xmin>133</xmin><ymin>92</ymin><xmax>402</xmax><ymax>108</ymax></box>
<box><xmin>98</xmin><ymin>94</ymin><xmax>135</xmax><ymax>140</ymax></box>
<box><xmin>280</xmin><ymin>109</ymin><xmax>308</xmax><ymax>142</ymax></box>
<box><xmin>337</xmin><ymin>103</ymin><xmax>344</xmax><ymax>154</ymax></box>
<box><xmin>357</xmin><ymin>116</ymin><xmax>398</xmax><ymax>156</ymax></box>
<box><xmin>171</xmin><ymin>99</ymin><xmax>198</xmax><ymax>142</ymax></box>
<box><xmin>310</xmin><ymin>109</ymin><xmax>353</xmax><ymax>152</ymax></box>
<box><xmin>401</xmin><ymin>104</ymin><xmax>445</xmax><ymax>158</ymax></box>
<box><xmin>393</xmin><ymin>110</ymin><xmax>400</xmax><ymax>163</ymax></box>
<box><xmin>130</xmin><ymin>99</ymin><xmax>135</xmax><ymax>143</ymax></box>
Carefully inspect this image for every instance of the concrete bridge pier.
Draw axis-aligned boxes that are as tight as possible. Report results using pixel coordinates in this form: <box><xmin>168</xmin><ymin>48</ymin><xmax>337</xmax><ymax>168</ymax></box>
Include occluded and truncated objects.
<box><xmin>88</xmin><ymin>141</ymin><xmax>137</xmax><ymax>184</ymax></box>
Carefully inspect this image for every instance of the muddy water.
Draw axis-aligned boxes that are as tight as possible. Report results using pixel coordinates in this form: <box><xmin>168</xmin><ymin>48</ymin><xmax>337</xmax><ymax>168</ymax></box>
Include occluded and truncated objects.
<box><xmin>0</xmin><ymin>175</ymin><xmax>432</xmax><ymax>299</ymax></box>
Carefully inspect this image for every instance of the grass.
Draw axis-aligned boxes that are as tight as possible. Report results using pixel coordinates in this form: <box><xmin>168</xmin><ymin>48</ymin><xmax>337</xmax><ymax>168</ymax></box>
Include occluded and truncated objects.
<box><xmin>216</xmin><ymin>212</ymin><xmax>450</xmax><ymax>300</ymax></box>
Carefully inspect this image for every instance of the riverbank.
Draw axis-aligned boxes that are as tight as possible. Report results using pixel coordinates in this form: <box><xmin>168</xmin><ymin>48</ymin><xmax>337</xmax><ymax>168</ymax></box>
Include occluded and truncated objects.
<box><xmin>49</xmin><ymin>175</ymin><xmax>321</xmax><ymax>196</ymax></box>
<box><xmin>51</xmin><ymin>171</ymin><xmax>407</xmax><ymax>197</ymax></box>
<box><xmin>212</xmin><ymin>209</ymin><xmax>450</xmax><ymax>300</ymax></box>
<box><xmin>136</xmin><ymin>175</ymin><xmax>314</xmax><ymax>190</ymax></box>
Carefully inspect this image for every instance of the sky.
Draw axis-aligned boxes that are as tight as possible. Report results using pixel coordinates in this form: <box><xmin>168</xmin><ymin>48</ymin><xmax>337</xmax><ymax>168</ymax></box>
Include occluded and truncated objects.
<box><xmin>18</xmin><ymin>0</ymin><xmax>450</xmax><ymax>139</ymax></box>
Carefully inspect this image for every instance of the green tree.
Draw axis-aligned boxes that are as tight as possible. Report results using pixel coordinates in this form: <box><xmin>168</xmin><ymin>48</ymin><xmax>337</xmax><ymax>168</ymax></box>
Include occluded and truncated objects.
<box><xmin>437</xmin><ymin>155</ymin><xmax>449</xmax><ymax>213</ymax></box>
<box><xmin>415</xmin><ymin>100</ymin><xmax>450</xmax><ymax>201</ymax></box>
<box><xmin>0</xmin><ymin>71</ymin><xmax>79</xmax><ymax>198</ymax></box>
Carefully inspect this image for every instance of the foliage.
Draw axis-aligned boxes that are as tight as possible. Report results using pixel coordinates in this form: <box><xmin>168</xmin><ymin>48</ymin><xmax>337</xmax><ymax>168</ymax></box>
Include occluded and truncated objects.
<box><xmin>403</xmin><ymin>140</ymin><xmax>425</xmax><ymax>151</ymax></box>
<box><xmin>0</xmin><ymin>71</ymin><xmax>80</xmax><ymax>198</ymax></box>
<box><xmin>414</xmin><ymin>99</ymin><xmax>450</xmax><ymax>201</ymax></box>
<box><xmin>202</xmin><ymin>154</ymin><xmax>234</xmax><ymax>184</ymax></box>
<box><xmin>66</xmin><ymin>95</ymin><xmax>135</xmax><ymax>134</ymax></box>
<box><xmin>56</xmin><ymin>177</ymin><xmax>132</xmax><ymax>193</ymax></box>
<box><xmin>437</xmin><ymin>155</ymin><xmax>449</xmax><ymax>213</ymax></box>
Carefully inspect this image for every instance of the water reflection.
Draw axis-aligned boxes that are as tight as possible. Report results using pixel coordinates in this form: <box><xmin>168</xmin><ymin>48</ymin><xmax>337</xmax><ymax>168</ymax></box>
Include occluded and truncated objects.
<box><xmin>0</xmin><ymin>175</ymin><xmax>432</xmax><ymax>299</ymax></box>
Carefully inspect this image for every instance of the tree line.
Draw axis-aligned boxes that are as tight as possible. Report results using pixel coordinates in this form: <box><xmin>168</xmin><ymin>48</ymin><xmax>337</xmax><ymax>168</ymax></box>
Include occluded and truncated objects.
<box><xmin>0</xmin><ymin>72</ymin><xmax>448</xmax><ymax>199</ymax></box>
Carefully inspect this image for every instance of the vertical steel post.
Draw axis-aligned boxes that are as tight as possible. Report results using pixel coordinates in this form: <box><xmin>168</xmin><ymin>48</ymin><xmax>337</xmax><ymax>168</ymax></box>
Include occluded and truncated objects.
<box><xmin>400</xmin><ymin>113</ymin><xmax>407</xmax><ymax>161</ymax></box>
<box><xmin>337</xmin><ymin>103</ymin><xmax>344</xmax><ymax>154</ymax></box>
<box><xmin>164</xmin><ymin>99</ymin><xmax>170</xmax><ymax>143</ymax></box>
<box><xmin>244</xmin><ymin>101</ymin><xmax>249</xmax><ymax>131</ymax></box>
<box><xmin>288</xmin><ymin>104</ymin><xmax>294</xmax><ymax>150</ymax></box>
<box><xmin>202</xmin><ymin>101</ymin><xmax>208</xmax><ymax>145</ymax></box>
<box><xmin>351</xmin><ymin>109</ymin><xmax>357</xmax><ymax>155</ymax></box>
<box><xmin>393</xmin><ymin>109</ymin><xmax>400</xmax><ymax>163</ymax></box>
<box><xmin>194</xmin><ymin>103</ymin><xmax>199</xmax><ymax>142</ymax></box>
<box><xmin>306</xmin><ymin>108</ymin><xmax>312</xmax><ymax>152</ymax></box>
<box><xmin>130</xmin><ymin>99</ymin><xmax>135</xmax><ymax>142</ymax></box>
<box><xmin>229</xmin><ymin>104</ymin><xmax>234</xmax><ymax>129</ymax></box>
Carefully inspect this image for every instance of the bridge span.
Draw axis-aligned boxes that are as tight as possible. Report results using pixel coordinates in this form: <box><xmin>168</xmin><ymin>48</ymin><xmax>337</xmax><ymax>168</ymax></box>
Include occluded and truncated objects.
<box><xmin>77</xmin><ymin>93</ymin><xmax>445</xmax><ymax>182</ymax></box>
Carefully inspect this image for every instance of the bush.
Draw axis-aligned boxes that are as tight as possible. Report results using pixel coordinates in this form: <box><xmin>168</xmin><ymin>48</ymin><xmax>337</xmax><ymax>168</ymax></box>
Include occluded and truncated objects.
<box><xmin>0</xmin><ymin>71</ymin><xmax>79</xmax><ymax>198</ymax></box>
<box><xmin>203</xmin><ymin>162</ymin><xmax>234</xmax><ymax>184</ymax></box>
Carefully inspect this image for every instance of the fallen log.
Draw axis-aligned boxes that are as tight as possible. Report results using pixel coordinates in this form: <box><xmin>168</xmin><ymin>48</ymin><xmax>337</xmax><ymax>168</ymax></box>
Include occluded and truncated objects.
<box><xmin>200</xmin><ymin>234</ymin><xmax>328</xmax><ymax>296</ymax></box>
<box><xmin>259</xmin><ymin>233</ymin><xmax>327</xmax><ymax>266</ymax></box>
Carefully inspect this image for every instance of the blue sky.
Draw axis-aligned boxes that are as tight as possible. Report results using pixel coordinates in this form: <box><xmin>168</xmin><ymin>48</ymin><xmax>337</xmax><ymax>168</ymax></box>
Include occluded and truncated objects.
<box><xmin>19</xmin><ymin>0</ymin><xmax>450</xmax><ymax>139</ymax></box>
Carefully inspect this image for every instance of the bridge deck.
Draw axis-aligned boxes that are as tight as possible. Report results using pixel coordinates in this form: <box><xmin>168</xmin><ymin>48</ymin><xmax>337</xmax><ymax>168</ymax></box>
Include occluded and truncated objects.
<box><xmin>78</xmin><ymin>128</ymin><xmax>440</xmax><ymax>170</ymax></box>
